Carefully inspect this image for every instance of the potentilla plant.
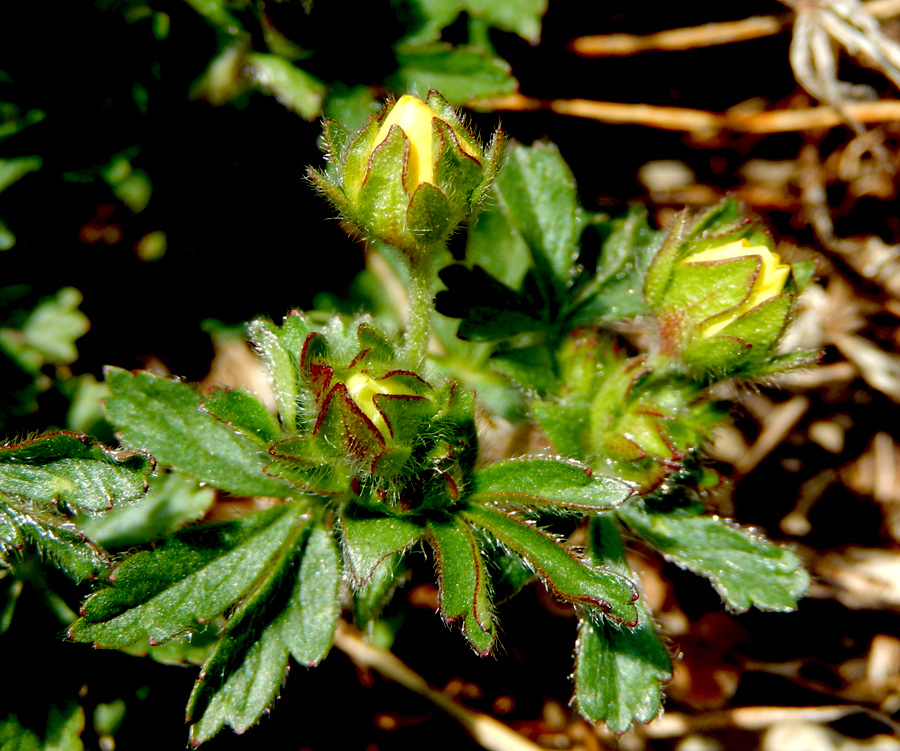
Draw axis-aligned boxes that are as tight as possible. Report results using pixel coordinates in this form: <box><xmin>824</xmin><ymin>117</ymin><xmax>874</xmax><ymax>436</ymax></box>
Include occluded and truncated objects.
<box><xmin>0</xmin><ymin>91</ymin><xmax>817</xmax><ymax>744</ymax></box>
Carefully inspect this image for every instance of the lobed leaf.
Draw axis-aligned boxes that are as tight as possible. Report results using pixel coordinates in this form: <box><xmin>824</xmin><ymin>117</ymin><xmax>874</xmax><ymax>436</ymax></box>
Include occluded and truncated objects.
<box><xmin>0</xmin><ymin>496</ymin><xmax>108</xmax><ymax>581</ymax></box>
<box><xmin>390</xmin><ymin>44</ymin><xmax>518</xmax><ymax>105</ymax></box>
<box><xmin>71</xmin><ymin>502</ymin><xmax>307</xmax><ymax>648</ymax></box>
<box><xmin>471</xmin><ymin>457</ymin><xmax>632</xmax><ymax>513</ymax></box>
<box><xmin>104</xmin><ymin>367</ymin><xmax>294</xmax><ymax>499</ymax></box>
<box><xmin>493</xmin><ymin>141</ymin><xmax>584</xmax><ymax>301</ymax></box>
<box><xmin>201</xmin><ymin>388</ymin><xmax>282</xmax><ymax>444</ymax></box>
<box><xmin>617</xmin><ymin>502</ymin><xmax>809</xmax><ymax>611</ymax></box>
<box><xmin>573</xmin><ymin>517</ymin><xmax>671</xmax><ymax>732</ymax></box>
<box><xmin>340</xmin><ymin>505</ymin><xmax>425</xmax><ymax>586</ymax></box>
<box><xmin>464</xmin><ymin>505</ymin><xmax>638</xmax><ymax>625</ymax></box>
<box><xmin>0</xmin><ymin>431</ymin><xmax>153</xmax><ymax>514</ymax></box>
<box><xmin>429</xmin><ymin>517</ymin><xmax>495</xmax><ymax>655</ymax></box>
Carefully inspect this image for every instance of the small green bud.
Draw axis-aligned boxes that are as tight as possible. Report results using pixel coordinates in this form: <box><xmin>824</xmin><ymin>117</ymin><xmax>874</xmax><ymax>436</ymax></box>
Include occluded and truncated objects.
<box><xmin>266</xmin><ymin>317</ymin><xmax>477</xmax><ymax>512</ymax></box>
<box><xmin>645</xmin><ymin>201</ymin><xmax>808</xmax><ymax>377</ymax></box>
<box><xmin>309</xmin><ymin>91</ymin><xmax>502</xmax><ymax>263</ymax></box>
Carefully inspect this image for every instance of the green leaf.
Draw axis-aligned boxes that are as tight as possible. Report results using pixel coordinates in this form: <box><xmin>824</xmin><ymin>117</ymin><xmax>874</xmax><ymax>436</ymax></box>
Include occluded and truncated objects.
<box><xmin>70</xmin><ymin>502</ymin><xmax>306</xmax><ymax>648</ymax></box>
<box><xmin>0</xmin><ymin>156</ymin><xmax>41</xmax><ymax>193</ymax></box>
<box><xmin>201</xmin><ymin>387</ymin><xmax>282</xmax><ymax>444</ymax></box>
<box><xmin>353</xmin><ymin>552</ymin><xmax>407</xmax><ymax>627</ymax></box>
<box><xmin>403</xmin><ymin>0</ymin><xmax>546</xmax><ymax>45</ymax></box>
<box><xmin>0</xmin><ymin>288</ymin><xmax>89</xmax><ymax>373</ymax></box>
<box><xmin>104</xmin><ymin>367</ymin><xmax>295</xmax><ymax>499</ymax></box>
<box><xmin>493</xmin><ymin>141</ymin><xmax>584</xmax><ymax>299</ymax></box>
<box><xmin>573</xmin><ymin>517</ymin><xmax>671</xmax><ymax>732</ymax></box>
<box><xmin>0</xmin><ymin>496</ymin><xmax>108</xmax><ymax>581</ymax></box>
<box><xmin>471</xmin><ymin>457</ymin><xmax>632</xmax><ymax>513</ymax></box>
<box><xmin>490</xmin><ymin>344</ymin><xmax>558</xmax><ymax>395</ymax></box>
<box><xmin>289</xmin><ymin>522</ymin><xmax>341</xmax><ymax>665</ymax></box>
<box><xmin>570</xmin><ymin>211</ymin><xmax>660</xmax><ymax>323</ymax></box>
<box><xmin>466</xmin><ymin>202</ymin><xmax>532</xmax><ymax>290</ymax></box>
<box><xmin>428</xmin><ymin>517</ymin><xmax>494</xmax><ymax>654</ymax></box>
<box><xmin>77</xmin><ymin>472</ymin><xmax>215</xmax><ymax>549</ymax></box>
<box><xmin>391</xmin><ymin>44</ymin><xmax>518</xmax><ymax>105</ymax></box>
<box><xmin>187</xmin><ymin>517</ymin><xmax>339</xmax><ymax>742</ymax></box>
<box><xmin>464</xmin><ymin>505</ymin><xmax>638</xmax><ymax>625</ymax></box>
<box><xmin>0</xmin><ymin>704</ymin><xmax>84</xmax><ymax>751</ymax></box>
<box><xmin>617</xmin><ymin>502</ymin><xmax>809</xmax><ymax>611</ymax></box>
<box><xmin>340</xmin><ymin>505</ymin><xmax>425</xmax><ymax>586</ymax></box>
<box><xmin>245</xmin><ymin>53</ymin><xmax>326</xmax><ymax>120</ymax></box>
<box><xmin>0</xmin><ymin>432</ymin><xmax>153</xmax><ymax>513</ymax></box>
<box><xmin>436</xmin><ymin>264</ymin><xmax>546</xmax><ymax>342</ymax></box>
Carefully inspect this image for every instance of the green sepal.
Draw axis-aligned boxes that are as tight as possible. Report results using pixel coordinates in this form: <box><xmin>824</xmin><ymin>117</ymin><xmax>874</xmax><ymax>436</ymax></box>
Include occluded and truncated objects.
<box><xmin>428</xmin><ymin>516</ymin><xmax>495</xmax><ymax>655</ymax></box>
<box><xmin>617</xmin><ymin>501</ymin><xmax>809</xmax><ymax>612</ymax></box>
<box><xmin>751</xmin><ymin>349</ymin><xmax>823</xmax><ymax>376</ymax></box>
<box><xmin>374</xmin><ymin>391</ymin><xmax>432</xmax><ymax>443</ymax></box>
<box><xmin>319</xmin><ymin>118</ymin><xmax>351</xmax><ymax>171</ymax></box>
<box><xmin>0</xmin><ymin>431</ymin><xmax>153</xmax><ymax>513</ymax></box>
<box><xmin>201</xmin><ymin>387</ymin><xmax>282</xmax><ymax>444</ymax></box>
<box><xmin>573</xmin><ymin>516</ymin><xmax>671</xmax><ymax>732</ymax></box>
<box><xmin>790</xmin><ymin>259</ymin><xmax>817</xmax><ymax>292</ymax></box>
<box><xmin>103</xmin><ymin>367</ymin><xmax>294</xmax><ymax>499</ymax></box>
<box><xmin>316</xmin><ymin>383</ymin><xmax>386</xmax><ymax>460</ymax></box>
<box><xmin>70</xmin><ymin>502</ymin><xmax>306</xmax><ymax>647</ymax></box>
<box><xmin>246</xmin><ymin>318</ymin><xmax>299</xmax><ymax>432</ymax></box>
<box><xmin>470</xmin><ymin>457</ymin><xmax>632</xmax><ymax>513</ymax></box>
<box><xmin>433</xmin><ymin>119</ymin><xmax>485</xmax><ymax>209</ymax></box>
<box><xmin>665</xmin><ymin>255</ymin><xmax>760</xmax><ymax>322</ymax></box>
<box><xmin>356</xmin><ymin>124</ymin><xmax>411</xmax><ymax>246</ymax></box>
<box><xmin>267</xmin><ymin>434</ymin><xmax>353</xmax><ymax>495</ymax></box>
<box><xmin>681</xmin><ymin>293</ymin><xmax>796</xmax><ymax>375</ymax></box>
<box><xmin>644</xmin><ymin>200</ymin><xmax>747</xmax><ymax>311</ymax></box>
<box><xmin>340</xmin><ymin>504</ymin><xmax>425</xmax><ymax>586</ymax></box>
<box><xmin>464</xmin><ymin>505</ymin><xmax>639</xmax><ymax>625</ymax></box>
<box><xmin>406</xmin><ymin>181</ymin><xmax>452</xmax><ymax>249</ymax></box>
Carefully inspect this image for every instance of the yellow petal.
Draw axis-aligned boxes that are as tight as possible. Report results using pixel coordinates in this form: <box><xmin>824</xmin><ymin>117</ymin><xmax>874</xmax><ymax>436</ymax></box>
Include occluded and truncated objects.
<box><xmin>375</xmin><ymin>95</ymin><xmax>436</xmax><ymax>190</ymax></box>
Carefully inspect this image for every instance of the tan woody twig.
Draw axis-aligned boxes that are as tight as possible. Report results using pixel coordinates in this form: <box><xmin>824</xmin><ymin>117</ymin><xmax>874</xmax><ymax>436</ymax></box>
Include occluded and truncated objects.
<box><xmin>473</xmin><ymin>93</ymin><xmax>900</xmax><ymax>134</ymax></box>
<box><xmin>332</xmin><ymin>621</ymin><xmax>546</xmax><ymax>751</ymax></box>
<box><xmin>570</xmin><ymin>0</ymin><xmax>900</xmax><ymax>57</ymax></box>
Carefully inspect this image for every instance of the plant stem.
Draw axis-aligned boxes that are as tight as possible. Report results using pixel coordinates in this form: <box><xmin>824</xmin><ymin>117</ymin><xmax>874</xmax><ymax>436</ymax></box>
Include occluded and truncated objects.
<box><xmin>402</xmin><ymin>253</ymin><xmax>436</xmax><ymax>365</ymax></box>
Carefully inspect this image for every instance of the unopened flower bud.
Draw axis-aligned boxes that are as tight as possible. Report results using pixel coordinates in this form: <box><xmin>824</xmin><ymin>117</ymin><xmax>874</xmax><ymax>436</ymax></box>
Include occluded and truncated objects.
<box><xmin>645</xmin><ymin>201</ymin><xmax>814</xmax><ymax>377</ymax></box>
<box><xmin>309</xmin><ymin>91</ymin><xmax>502</xmax><ymax>263</ymax></box>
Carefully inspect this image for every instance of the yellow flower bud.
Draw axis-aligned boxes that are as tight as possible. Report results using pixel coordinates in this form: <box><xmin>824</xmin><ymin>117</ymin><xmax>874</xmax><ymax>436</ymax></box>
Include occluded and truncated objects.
<box><xmin>684</xmin><ymin>239</ymin><xmax>790</xmax><ymax>337</ymax></box>
<box><xmin>345</xmin><ymin>371</ymin><xmax>417</xmax><ymax>438</ymax></box>
<box><xmin>374</xmin><ymin>95</ymin><xmax>478</xmax><ymax>193</ymax></box>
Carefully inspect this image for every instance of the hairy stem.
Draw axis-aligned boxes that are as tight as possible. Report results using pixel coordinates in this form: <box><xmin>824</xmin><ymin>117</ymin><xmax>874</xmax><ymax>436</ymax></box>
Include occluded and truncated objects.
<box><xmin>402</xmin><ymin>253</ymin><xmax>437</xmax><ymax>365</ymax></box>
